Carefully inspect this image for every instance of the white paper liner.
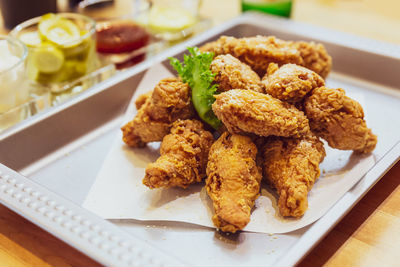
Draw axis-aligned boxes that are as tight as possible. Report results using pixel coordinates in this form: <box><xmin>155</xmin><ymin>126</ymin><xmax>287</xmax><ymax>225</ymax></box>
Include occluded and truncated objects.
<box><xmin>83</xmin><ymin>64</ymin><xmax>376</xmax><ymax>234</ymax></box>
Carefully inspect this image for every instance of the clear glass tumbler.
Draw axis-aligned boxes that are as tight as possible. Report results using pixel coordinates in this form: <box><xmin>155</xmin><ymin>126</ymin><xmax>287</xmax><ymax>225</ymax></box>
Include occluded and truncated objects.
<box><xmin>0</xmin><ymin>35</ymin><xmax>30</xmax><ymax>129</ymax></box>
<box><xmin>136</xmin><ymin>0</ymin><xmax>204</xmax><ymax>41</ymax></box>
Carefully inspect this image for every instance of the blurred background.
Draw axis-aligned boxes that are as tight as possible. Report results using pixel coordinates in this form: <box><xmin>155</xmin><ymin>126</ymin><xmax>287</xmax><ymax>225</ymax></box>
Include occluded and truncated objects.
<box><xmin>1</xmin><ymin>0</ymin><xmax>399</xmax><ymax>43</ymax></box>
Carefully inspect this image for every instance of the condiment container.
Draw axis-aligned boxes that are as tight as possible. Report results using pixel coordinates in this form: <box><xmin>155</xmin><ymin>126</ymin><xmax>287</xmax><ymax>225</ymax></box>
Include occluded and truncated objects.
<box><xmin>10</xmin><ymin>13</ymin><xmax>99</xmax><ymax>95</ymax></box>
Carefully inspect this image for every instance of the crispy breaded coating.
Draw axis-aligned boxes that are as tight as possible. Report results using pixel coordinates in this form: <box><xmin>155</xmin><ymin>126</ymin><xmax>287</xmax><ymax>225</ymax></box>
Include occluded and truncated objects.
<box><xmin>121</xmin><ymin>118</ymin><xmax>164</xmax><ymax>148</ymax></box>
<box><xmin>262</xmin><ymin>63</ymin><xmax>325</xmax><ymax>103</ymax></box>
<box><xmin>212</xmin><ymin>89</ymin><xmax>310</xmax><ymax>138</ymax></box>
<box><xmin>200</xmin><ymin>35</ymin><xmax>332</xmax><ymax>78</ymax></box>
<box><xmin>121</xmin><ymin>77</ymin><xmax>195</xmax><ymax>147</ymax></box>
<box><xmin>210</xmin><ymin>54</ymin><xmax>263</xmax><ymax>93</ymax></box>
<box><xmin>304</xmin><ymin>87</ymin><xmax>377</xmax><ymax>153</ymax></box>
<box><xmin>294</xmin><ymin>41</ymin><xmax>332</xmax><ymax>80</ymax></box>
<box><xmin>144</xmin><ymin>78</ymin><xmax>194</xmax><ymax>121</ymax></box>
<box><xmin>201</xmin><ymin>36</ymin><xmax>302</xmax><ymax>76</ymax></box>
<box><xmin>206</xmin><ymin>132</ymin><xmax>262</xmax><ymax>233</ymax></box>
<box><xmin>263</xmin><ymin>134</ymin><xmax>326</xmax><ymax>217</ymax></box>
<box><xmin>135</xmin><ymin>91</ymin><xmax>152</xmax><ymax>110</ymax></box>
<box><xmin>143</xmin><ymin>119</ymin><xmax>214</xmax><ymax>189</ymax></box>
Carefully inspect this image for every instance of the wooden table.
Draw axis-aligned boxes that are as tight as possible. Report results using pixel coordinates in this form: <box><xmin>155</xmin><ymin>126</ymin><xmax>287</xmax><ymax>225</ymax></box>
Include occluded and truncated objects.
<box><xmin>0</xmin><ymin>0</ymin><xmax>399</xmax><ymax>266</ymax></box>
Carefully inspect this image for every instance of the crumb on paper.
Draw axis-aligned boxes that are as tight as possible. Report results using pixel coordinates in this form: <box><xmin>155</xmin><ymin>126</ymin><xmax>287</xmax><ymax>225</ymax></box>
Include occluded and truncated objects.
<box><xmin>266</xmin><ymin>249</ymin><xmax>276</xmax><ymax>255</ymax></box>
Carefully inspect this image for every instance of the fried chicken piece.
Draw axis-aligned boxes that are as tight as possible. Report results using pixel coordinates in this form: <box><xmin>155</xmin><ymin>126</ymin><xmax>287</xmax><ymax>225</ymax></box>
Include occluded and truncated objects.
<box><xmin>210</xmin><ymin>54</ymin><xmax>263</xmax><ymax>93</ymax></box>
<box><xmin>206</xmin><ymin>132</ymin><xmax>262</xmax><ymax>233</ymax></box>
<box><xmin>200</xmin><ymin>35</ymin><xmax>332</xmax><ymax>78</ymax></box>
<box><xmin>212</xmin><ymin>89</ymin><xmax>310</xmax><ymax>138</ymax></box>
<box><xmin>304</xmin><ymin>87</ymin><xmax>377</xmax><ymax>153</ymax></box>
<box><xmin>122</xmin><ymin>77</ymin><xmax>195</xmax><ymax>147</ymax></box>
<box><xmin>263</xmin><ymin>133</ymin><xmax>326</xmax><ymax>217</ymax></box>
<box><xmin>262</xmin><ymin>63</ymin><xmax>325</xmax><ymax>103</ymax></box>
<box><xmin>201</xmin><ymin>36</ymin><xmax>303</xmax><ymax>76</ymax></box>
<box><xmin>143</xmin><ymin>119</ymin><xmax>214</xmax><ymax>189</ymax></box>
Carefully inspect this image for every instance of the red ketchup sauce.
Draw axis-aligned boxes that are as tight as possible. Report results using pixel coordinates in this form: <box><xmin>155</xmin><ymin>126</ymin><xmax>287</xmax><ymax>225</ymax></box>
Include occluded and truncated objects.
<box><xmin>96</xmin><ymin>20</ymin><xmax>150</xmax><ymax>54</ymax></box>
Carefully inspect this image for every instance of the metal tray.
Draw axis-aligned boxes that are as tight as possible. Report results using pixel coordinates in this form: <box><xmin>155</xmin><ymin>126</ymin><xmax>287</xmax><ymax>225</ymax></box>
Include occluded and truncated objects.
<box><xmin>1</xmin><ymin>13</ymin><xmax>400</xmax><ymax>267</ymax></box>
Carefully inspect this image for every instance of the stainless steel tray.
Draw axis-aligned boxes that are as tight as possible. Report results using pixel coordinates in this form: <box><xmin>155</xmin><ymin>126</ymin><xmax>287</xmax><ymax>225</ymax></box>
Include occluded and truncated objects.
<box><xmin>1</xmin><ymin>13</ymin><xmax>400</xmax><ymax>267</ymax></box>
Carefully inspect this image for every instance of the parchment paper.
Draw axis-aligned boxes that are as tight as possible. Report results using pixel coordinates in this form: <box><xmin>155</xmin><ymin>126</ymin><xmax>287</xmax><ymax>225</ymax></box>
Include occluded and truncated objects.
<box><xmin>83</xmin><ymin>64</ymin><xmax>376</xmax><ymax>233</ymax></box>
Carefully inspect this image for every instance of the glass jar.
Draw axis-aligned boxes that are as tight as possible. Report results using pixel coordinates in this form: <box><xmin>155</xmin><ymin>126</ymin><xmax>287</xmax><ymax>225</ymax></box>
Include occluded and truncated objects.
<box><xmin>10</xmin><ymin>13</ymin><xmax>98</xmax><ymax>94</ymax></box>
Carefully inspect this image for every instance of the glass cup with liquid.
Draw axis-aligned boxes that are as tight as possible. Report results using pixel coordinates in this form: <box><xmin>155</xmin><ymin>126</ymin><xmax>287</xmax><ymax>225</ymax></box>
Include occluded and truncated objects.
<box><xmin>136</xmin><ymin>0</ymin><xmax>204</xmax><ymax>41</ymax></box>
<box><xmin>0</xmin><ymin>35</ymin><xmax>30</xmax><ymax>130</ymax></box>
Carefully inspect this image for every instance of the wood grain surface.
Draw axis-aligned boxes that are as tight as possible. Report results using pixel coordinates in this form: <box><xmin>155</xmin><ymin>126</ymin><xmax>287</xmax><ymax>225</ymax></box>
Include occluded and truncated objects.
<box><xmin>0</xmin><ymin>0</ymin><xmax>399</xmax><ymax>266</ymax></box>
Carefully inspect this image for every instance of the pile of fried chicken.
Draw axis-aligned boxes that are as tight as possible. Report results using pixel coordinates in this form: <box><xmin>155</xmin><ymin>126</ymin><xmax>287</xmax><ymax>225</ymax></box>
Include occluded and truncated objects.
<box><xmin>121</xmin><ymin>35</ymin><xmax>377</xmax><ymax>233</ymax></box>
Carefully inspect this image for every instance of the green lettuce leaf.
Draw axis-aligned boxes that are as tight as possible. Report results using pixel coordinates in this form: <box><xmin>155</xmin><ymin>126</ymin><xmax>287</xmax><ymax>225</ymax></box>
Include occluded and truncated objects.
<box><xmin>169</xmin><ymin>47</ymin><xmax>221</xmax><ymax>129</ymax></box>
